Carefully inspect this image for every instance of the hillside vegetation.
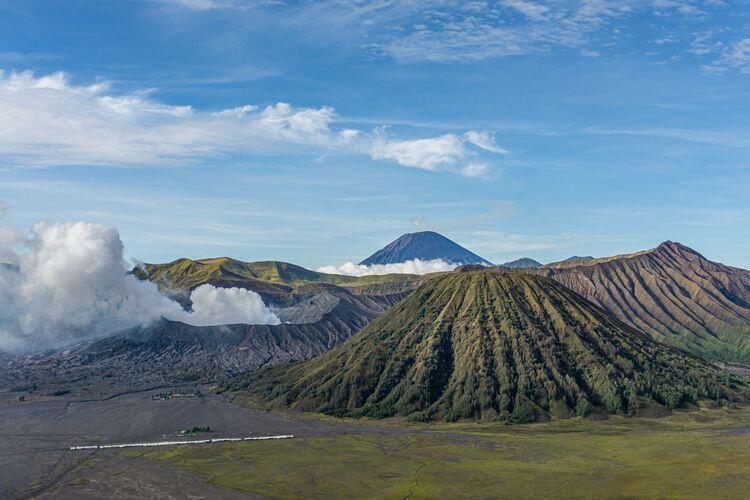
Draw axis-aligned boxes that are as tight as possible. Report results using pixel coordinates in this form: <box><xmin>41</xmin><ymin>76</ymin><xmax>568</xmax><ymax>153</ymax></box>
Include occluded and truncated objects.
<box><xmin>240</xmin><ymin>268</ymin><xmax>747</xmax><ymax>422</ymax></box>
<box><xmin>142</xmin><ymin>408</ymin><xmax>750</xmax><ymax>499</ymax></box>
<box><xmin>133</xmin><ymin>257</ymin><xmax>430</xmax><ymax>304</ymax></box>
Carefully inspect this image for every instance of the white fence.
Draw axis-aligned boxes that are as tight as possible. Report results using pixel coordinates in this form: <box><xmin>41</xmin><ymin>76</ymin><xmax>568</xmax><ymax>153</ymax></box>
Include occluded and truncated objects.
<box><xmin>70</xmin><ymin>434</ymin><xmax>294</xmax><ymax>450</ymax></box>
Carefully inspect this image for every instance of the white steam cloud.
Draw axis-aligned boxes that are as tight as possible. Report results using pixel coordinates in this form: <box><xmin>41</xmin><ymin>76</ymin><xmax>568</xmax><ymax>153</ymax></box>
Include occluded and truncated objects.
<box><xmin>317</xmin><ymin>258</ymin><xmax>457</xmax><ymax>277</ymax></box>
<box><xmin>186</xmin><ymin>284</ymin><xmax>281</xmax><ymax>326</ymax></box>
<box><xmin>0</xmin><ymin>220</ymin><xmax>279</xmax><ymax>352</ymax></box>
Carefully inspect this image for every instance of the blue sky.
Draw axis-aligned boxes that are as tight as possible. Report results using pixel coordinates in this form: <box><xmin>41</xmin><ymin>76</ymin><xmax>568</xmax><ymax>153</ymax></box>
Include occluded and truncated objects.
<box><xmin>0</xmin><ymin>0</ymin><xmax>749</xmax><ymax>268</ymax></box>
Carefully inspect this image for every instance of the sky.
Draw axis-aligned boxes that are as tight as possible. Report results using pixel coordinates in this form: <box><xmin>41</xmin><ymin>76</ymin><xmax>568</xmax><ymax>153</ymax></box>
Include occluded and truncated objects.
<box><xmin>0</xmin><ymin>0</ymin><xmax>749</xmax><ymax>269</ymax></box>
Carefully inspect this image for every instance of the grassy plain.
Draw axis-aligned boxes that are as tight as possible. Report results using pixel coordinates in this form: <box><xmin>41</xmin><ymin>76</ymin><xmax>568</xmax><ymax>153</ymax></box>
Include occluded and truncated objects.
<box><xmin>135</xmin><ymin>406</ymin><xmax>750</xmax><ymax>499</ymax></box>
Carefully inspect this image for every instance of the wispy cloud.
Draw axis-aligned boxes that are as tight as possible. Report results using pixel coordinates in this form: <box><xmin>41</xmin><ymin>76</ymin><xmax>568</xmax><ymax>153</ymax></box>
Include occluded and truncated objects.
<box><xmin>652</xmin><ymin>0</ymin><xmax>707</xmax><ymax>17</ymax></box>
<box><xmin>155</xmin><ymin>0</ymin><xmax>223</xmax><ymax>10</ymax></box>
<box><xmin>460</xmin><ymin>163</ymin><xmax>491</xmax><ymax>178</ymax></box>
<box><xmin>153</xmin><ymin>0</ymin><xmax>740</xmax><ymax>73</ymax></box>
<box><xmin>0</xmin><ymin>70</ymin><xmax>503</xmax><ymax>175</ymax></box>
<box><xmin>702</xmin><ymin>38</ymin><xmax>750</xmax><ymax>74</ymax></box>
<box><xmin>450</xmin><ymin>230</ymin><xmax>573</xmax><ymax>263</ymax></box>
<box><xmin>501</xmin><ymin>0</ymin><xmax>550</xmax><ymax>21</ymax></box>
<box><xmin>410</xmin><ymin>201</ymin><xmax>520</xmax><ymax>234</ymax></box>
<box><xmin>308</xmin><ymin>0</ymin><xmax>633</xmax><ymax>63</ymax></box>
<box><xmin>463</xmin><ymin>131</ymin><xmax>507</xmax><ymax>154</ymax></box>
<box><xmin>0</xmin><ymin>70</ymin><xmax>340</xmax><ymax>166</ymax></box>
<box><xmin>582</xmin><ymin>125</ymin><xmax>750</xmax><ymax>147</ymax></box>
<box><xmin>0</xmin><ymin>51</ymin><xmax>57</xmax><ymax>63</ymax></box>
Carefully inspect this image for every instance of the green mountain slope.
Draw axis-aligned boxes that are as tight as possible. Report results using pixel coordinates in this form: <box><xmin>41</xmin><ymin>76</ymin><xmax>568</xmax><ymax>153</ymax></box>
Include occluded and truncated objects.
<box><xmin>134</xmin><ymin>257</ymin><xmax>431</xmax><ymax>303</ymax></box>
<box><xmin>537</xmin><ymin>241</ymin><xmax>750</xmax><ymax>363</ymax></box>
<box><xmin>240</xmin><ymin>268</ymin><xmax>747</xmax><ymax>422</ymax></box>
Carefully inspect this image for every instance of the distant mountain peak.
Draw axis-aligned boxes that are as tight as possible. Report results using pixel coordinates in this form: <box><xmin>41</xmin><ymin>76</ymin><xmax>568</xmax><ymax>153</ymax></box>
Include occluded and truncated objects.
<box><xmin>500</xmin><ymin>257</ymin><xmax>542</xmax><ymax>269</ymax></box>
<box><xmin>654</xmin><ymin>240</ymin><xmax>703</xmax><ymax>258</ymax></box>
<box><xmin>360</xmin><ymin>231</ymin><xmax>493</xmax><ymax>266</ymax></box>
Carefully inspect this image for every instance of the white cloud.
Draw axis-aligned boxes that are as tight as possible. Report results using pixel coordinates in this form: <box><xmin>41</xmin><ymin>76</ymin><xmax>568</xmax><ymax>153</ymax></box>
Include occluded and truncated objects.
<box><xmin>461</xmin><ymin>230</ymin><xmax>569</xmax><ymax>255</ymax></box>
<box><xmin>370</xmin><ymin>133</ymin><xmax>465</xmax><ymax>171</ymax></box>
<box><xmin>501</xmin><ymin>0</ymin><xmax>550</xmax><ymax>21</ymax></box>
<box><xmin>703</xmin><ymin>38</ymin><xmax>750</xmax><ymax>74</ymax></box>
<box><xmin>369</xmin><ymin>130</ymin><xmax>504</xmax><ymax>175</ymax></box>
<box><xmin>0</xmin><ymin>219</ymin><xmax>279</xmax><ymax>352</ymax></box>
<box><xmin>371</xmin><ymin>0</ymin><xmax>638</xmax><ymax>63</ymax></box>
<box><xmin>154</xmin><ymin>0</ymin><xmax>740</xmax><ymax>72</ymax></box>
<box><xmin>256</xmin><ymin>101</ymin><xmax>336</xmax><ymax>140</ymax></box>
<box><xmin>157</xmin><ymin>0</ymin><xmax>222</xmax><ymax>10</ymax></box>
<box><xmin>0</xmin><ymin>70</ymin><xmax>340</xmax><ymax>166</ymax></box>
<box><xmin>461</xmin><ymin>163</ymin><xmax>491</xmax><ymax>178</ymax></box>
<box><xmin>583</xmin><ymin>125</ymin><xmax>749</xmax><ymax>147</ymax></box>
<box><xmin>687</xmin><ymin>29</ymin><xmax>724</xmax><ymax>56</ymax></box>
<box><xmin>212</xmin><ymin>104</ymin><xmax>258</xmax><ymax>117</ymax></box>
<box><xmin>463</xmin><ymin>131</ymin><xmax>507</xmax><ymax>154</ymax></box>
<box><xmin>0</xmin><ymin>70</ymin><xmax>502</xmax><ymax>176</ymax></box>
<box><xmin>186</xmin><ymin>284</ymin><xmax>280</xmax><ymax>326</ymax></box>
<box><xmin>580</xmin><ymin>49</ymin><xmax>601</xmax><ymax>57</ymax></box>
<box><xmin>652</xmin><ymin>0</ymin><xmax>705</xmax><ymax>16</ymax></box>
<box><xmin>382</xmin><ymin>24</ymin><xmax>535</xmax><ymax>63</ymax></box>
<box><xmin>317</xmin><ymin>258</ymin><xmax>457</xmax><ymax>276</ymax></box>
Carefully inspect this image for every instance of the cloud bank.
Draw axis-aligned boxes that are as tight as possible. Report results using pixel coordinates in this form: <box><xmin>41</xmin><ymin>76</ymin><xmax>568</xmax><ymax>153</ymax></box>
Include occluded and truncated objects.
<box><xmin>0</xmin><ymin>70</ymin><xmax>503</xmax><ymax>176</ymax></box>
<box><xmin>317</xmin><ymin>258</ymin><xmax>457</xmax><ymax>277</ymax></box>
<box><xmin>0</xmin><ymin>220</ymin><xmax>278</xmax><ymax>352</ymax></box>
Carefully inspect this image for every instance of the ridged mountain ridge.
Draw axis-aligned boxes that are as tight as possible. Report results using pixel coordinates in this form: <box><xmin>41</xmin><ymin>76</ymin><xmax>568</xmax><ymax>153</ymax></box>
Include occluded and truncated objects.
<box><xmin>538</xmin><ymin>241</ymin><xmax>750</xmax><ymax>362</ymax></box>
<box><xmin>360</xmin><ymin>231</ymin><xmax>493</xmax><ymax>266</ymax></box>
<box><xmin>545</xmin><ymin>241</ymin><xmax>695</xmax><ymax>270</ymax></box>
<box><xmin>241</xmin><ymin>269</ymin><xmax>746</xmax><ymax>422</ymax></box>
<box><xmin>133</xmin><ymin>257</ymin><xmax>428</xmax><ymax>307</ymax></box>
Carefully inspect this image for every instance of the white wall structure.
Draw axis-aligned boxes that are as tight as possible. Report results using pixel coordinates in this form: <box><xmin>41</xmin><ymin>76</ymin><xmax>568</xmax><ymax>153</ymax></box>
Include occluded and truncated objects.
<box><xmin>70</xmin><ymin>434</ymin><xmax>294</xmax><ymax>450</ymax></box>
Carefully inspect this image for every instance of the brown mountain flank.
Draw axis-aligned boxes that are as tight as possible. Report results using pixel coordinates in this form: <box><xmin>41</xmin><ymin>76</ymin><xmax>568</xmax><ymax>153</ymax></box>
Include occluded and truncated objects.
<box><xmin>537</xmin><ymin>241</ymin><xmax>750</xmax><ymax>363</ymax></box>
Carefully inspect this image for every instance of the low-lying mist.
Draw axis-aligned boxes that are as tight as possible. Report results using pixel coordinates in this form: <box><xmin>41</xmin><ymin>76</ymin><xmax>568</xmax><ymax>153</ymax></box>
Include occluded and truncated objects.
<box><xmin>317</xmin><ymin>258</ymin><xmax>457</xmax><ymax>276</ymax></box>
<box><xmin>0</xmin><ymin>220</ymin><xmax>279</xmax><ymax>353</ymax></box>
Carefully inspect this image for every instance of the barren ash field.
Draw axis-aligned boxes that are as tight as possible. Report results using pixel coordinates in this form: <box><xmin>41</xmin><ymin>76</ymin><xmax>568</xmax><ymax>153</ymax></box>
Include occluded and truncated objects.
<box><xmin>3</xmin><ymin>384</ymin><xmax>750</xmax><ymax>499</ymax></box>
<box><xmin>0</xmin><ymin>385</ymin><xmax>348</xmax><ymax>498</ymax></box>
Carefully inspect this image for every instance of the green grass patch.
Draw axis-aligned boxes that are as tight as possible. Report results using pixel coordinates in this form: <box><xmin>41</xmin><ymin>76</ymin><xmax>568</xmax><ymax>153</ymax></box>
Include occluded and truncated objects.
<box><xmin>136</xmin><ymin>407</ymin><xmax>750</xmax><ymax>499</ymax></box>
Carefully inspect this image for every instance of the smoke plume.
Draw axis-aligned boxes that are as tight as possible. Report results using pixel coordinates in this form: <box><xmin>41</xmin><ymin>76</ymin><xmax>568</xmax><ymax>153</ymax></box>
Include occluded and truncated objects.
<box><xmin>0</xmin><ymin>220</ymin><xmax>279</xmax><ymax>352</ymax></box>
<box><xmin>186</xmin><ymin>284</ymin><xmax>281</xmax><ymax>326</ymax></box>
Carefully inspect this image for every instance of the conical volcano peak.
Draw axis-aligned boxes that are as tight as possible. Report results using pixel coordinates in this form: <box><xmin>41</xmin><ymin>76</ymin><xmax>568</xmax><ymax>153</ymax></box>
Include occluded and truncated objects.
<box><xmin>654</xmin><ymin>240</ymin><xmax>704</xmax><ymax>259</ymax></box>
<box><xmin>241</xmin><ymin>269</ymin><xmax>746</xmax><ymax>422</ymax></box>
<box><xmin>360</xmin><ymin>231</ymin><xmax>493</xmax><ymax>266</ymax></box>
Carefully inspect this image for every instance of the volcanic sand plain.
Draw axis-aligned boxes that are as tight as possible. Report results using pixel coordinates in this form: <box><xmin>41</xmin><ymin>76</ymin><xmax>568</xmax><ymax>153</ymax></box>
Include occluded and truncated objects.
<box><xmin>3</xmin><ymin>387</ymin><xmax>750</xmax><ymax>498</ymax></box>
